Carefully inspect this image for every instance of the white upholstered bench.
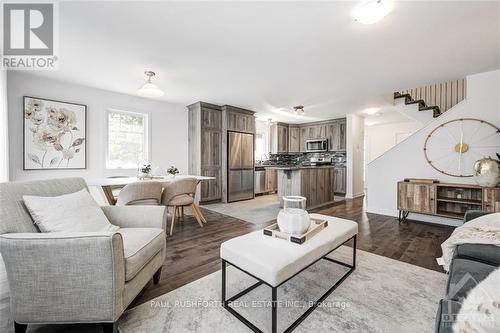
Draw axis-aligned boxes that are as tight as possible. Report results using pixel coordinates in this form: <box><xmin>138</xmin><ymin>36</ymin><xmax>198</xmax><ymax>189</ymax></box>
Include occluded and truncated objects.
<box><xmin>220</xmin><ymin>213</ymin><xmax>358</xmax><ymax>333</ymax></box>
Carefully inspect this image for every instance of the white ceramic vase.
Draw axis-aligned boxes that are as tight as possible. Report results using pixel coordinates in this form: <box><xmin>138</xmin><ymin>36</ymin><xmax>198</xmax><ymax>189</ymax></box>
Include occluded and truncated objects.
<box><xmin>277</xmin><ymin>196</ymin><xmax>311</xmax><ymax>236</ymax></box>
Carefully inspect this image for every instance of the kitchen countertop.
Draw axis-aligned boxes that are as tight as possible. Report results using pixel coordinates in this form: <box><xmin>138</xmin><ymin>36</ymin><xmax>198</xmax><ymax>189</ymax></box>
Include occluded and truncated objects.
<box><xmin>261</xmin><ymin>165</ymin><xmax>337</xmax><ymax>170</ymax></box>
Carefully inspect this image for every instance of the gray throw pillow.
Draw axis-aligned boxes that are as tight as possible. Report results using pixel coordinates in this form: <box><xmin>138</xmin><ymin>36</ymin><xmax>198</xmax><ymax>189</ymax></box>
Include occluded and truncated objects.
<box><xmin>23</xmin><ymin>189</ymin><xmax>120</xmax><ymax>233</ymax></box>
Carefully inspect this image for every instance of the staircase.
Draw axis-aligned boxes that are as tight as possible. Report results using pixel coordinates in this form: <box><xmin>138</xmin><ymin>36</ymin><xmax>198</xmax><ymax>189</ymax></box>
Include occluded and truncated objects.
<box><xmin>393</xmin><ymin>79</ymin><xmax>466</xmax><ymax>119</ymax></box>
<box><xmin>393</xmin><ymin>92</ymin><xmax>441</xmax><ymax>118</ymax></box>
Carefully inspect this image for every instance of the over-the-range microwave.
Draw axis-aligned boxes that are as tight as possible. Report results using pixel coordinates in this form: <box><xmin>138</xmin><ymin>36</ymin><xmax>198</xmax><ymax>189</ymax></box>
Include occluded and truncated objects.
<box><xmin>306</xmin><ymin>138</ymin><xmax>328</xmax><ymax>152</ymax></box>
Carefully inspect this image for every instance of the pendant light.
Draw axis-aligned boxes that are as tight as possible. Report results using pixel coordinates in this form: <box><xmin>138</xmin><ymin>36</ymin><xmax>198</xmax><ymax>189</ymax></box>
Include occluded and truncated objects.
<box><xmin>137</xmin><ymin>71</ymin><xmax>164</xmax><ymax>98</ymax></box>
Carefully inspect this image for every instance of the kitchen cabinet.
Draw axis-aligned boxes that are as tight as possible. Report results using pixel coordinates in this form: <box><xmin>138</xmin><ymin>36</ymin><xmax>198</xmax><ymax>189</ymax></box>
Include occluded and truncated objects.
<box><xmin>288</xmin><ymin>126</ymin><xmax>301</xmax><ymax>153</ymax></box>
<box><xmin>188</xmin><ymin>102</ymin><xmax>223</xmax><ymax>202</ymax></box>
<box><xmin>265</xmin><ymin>168</ymin><xmax>278</xmax><ymax>192</ymax></box>
<box><xmin>270</xmin><ymin>123</ymin><xmax>289</xmax><ymax>153</ymax></box>
<box><xmin>334</xmin><ymin>167</ymin><xmax>346</xmax><ymax>194</ymax></box>
<box><xmin>328</xmin><ymin>119</ymin><xmax>346</xmax><ymax>151</ymax></box>
<box><xmin>222</xmin><ymin>105</ymin><xmax>256</xmax><ymax>134</ymax></box>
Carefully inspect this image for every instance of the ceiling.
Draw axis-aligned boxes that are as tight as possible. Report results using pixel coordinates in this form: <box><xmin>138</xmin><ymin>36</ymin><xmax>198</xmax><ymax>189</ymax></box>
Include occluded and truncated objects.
<box><xmin>29</xmin><ymin>1</ymin><xmax>499</xmax><ymax>123</ymax></box>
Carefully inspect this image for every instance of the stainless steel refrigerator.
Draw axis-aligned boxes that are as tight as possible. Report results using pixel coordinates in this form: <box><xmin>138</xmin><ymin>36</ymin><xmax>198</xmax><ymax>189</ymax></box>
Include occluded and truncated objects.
<box><xmin>228</xmin><ymin>131</ymin><xmax>254</xmax><ymax>202</ymax></box>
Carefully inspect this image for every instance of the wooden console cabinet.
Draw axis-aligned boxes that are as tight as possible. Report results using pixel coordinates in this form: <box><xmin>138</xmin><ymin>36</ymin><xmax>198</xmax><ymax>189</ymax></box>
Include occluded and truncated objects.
<box><xmin>397</xmin><ymin>180</ymin><xmax>500</xmax><ymax>222</ymax></box>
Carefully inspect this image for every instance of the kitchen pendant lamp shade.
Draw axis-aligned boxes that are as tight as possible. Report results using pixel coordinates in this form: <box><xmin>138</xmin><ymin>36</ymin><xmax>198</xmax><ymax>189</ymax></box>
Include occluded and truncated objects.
<box><xmin>137</xmin><ymin>71</ymin><xmax>164</xmax><ymax>98</ymax></box>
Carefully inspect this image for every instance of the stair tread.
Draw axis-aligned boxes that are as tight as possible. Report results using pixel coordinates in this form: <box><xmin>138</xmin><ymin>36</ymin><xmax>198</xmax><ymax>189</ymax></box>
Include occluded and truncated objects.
<box><xmin>394</xmin><ymin>91</ymin><xmax>442</xmax><ymax>118</ymax></box>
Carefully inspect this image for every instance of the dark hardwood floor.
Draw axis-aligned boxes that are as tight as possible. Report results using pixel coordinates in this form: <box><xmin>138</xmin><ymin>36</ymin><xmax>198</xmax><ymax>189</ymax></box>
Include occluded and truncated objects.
<box><xmin>131</xmin><ymin>197</ymin><xmax>454</xmax><ymax>308</ymax></box>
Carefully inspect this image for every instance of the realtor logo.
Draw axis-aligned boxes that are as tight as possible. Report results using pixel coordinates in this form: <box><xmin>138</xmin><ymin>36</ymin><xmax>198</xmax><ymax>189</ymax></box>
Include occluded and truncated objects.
<box><xmin>1</xmin><ymin>2</ymin><xmax>58</xmax><ymax>69</ymax></box>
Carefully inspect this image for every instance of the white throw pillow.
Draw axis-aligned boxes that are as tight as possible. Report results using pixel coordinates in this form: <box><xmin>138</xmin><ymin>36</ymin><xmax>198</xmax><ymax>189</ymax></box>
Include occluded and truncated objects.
<box><xmin>453</xmin><ymin>267</ymin><xmax>500</xmax><ymax>333</ymax></box>
<box><xmin>23</xmin><ymin>189</ymin><xmax>120</xmax><ymax>233</ymax></box>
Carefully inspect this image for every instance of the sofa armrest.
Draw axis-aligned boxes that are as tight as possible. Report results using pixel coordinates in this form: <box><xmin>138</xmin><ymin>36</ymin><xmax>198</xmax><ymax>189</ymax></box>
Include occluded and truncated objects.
<box><xmin>464</xmin><ymin>210</ymin><xmax>491</xmax><ymax>223</ymax></box>
<box><xmin>0</xmin><ymin>232</ymin><xmax>125</xmax><ymax>324</ymax></box>
<box><xmin>101</xmin><ymin>205</ymin><xmax>167</xmax><ymax>231</ymax></box>
<box><xmin>454</xmin><ymin>243</ymin><xmax>500</xmax><ymax>266</ymax></box>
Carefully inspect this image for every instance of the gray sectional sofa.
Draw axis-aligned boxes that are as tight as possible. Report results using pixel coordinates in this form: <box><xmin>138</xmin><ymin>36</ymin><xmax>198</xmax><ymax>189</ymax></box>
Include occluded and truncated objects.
<box><xmin>435</xmin><ymin>210</ymin><xmax>500</xmax><ymax>333</ymax></box>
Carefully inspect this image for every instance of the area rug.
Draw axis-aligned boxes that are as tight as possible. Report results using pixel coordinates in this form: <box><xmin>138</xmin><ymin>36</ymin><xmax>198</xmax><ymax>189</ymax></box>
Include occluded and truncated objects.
<box><xmin>118</xmin><ymin>246</ymin><xmax>446</xmax><ymax>333</ymax></box>
<box><xmin>203</xmin><ymin>194</ymin><xmax>346</xmax><ymax>225</ymax></box>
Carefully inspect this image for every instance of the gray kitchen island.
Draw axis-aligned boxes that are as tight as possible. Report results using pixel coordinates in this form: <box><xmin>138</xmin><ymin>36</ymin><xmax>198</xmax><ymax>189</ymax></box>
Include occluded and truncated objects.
<box><xmin>269</xmin><ymin>166</ymin><xmax>336</xmax><ymax>209</ymax></box>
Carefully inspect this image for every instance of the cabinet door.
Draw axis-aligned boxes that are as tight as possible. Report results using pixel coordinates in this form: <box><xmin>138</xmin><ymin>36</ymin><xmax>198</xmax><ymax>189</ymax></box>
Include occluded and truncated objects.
<box><xmin>201</xmin><ymin>107</ymin><xmax>221</xmax><ymax>129</ymax></box>
<box><xmin>334</xmin><ymin>168</ymin><xmax>346</xmax><ymax>193</ymax></box>
<box><xmin>328</xmin><ymin>122</ymin><xmax>340</xmax><ymax>151</ymax></box>
<box><xmin>316</xmin><ymin>124</ymin><xmax>327</xmax><ymax>139</ymax></box>
<box><xmin>327</xmin><ymin>123</ymin><xmax>335</xmax><ymax>151</ymax></box>
<box><xmin>277</xmin><ymin>125</ymin><xmax>288</xmax><ymax>153</ymax></box>
<box><xmin>484</xmin><ymin>188</ymin><xmax>500</xmax><ymax>212</ymax></box>
<box><xmin>200</xmin><ymin>167</ymin><xmax>221</xmax><ymax>202</ymax></box>
<box><xmin>289</xmin><ymin>126</ymin><xmax>301</xmax><ymax>153</ymax></box>
<box><xmin>201</xmin><ymin>130</ymin><xmax>222</xmax><ymax>167</ymax></box>
<box><xmin>338</xmin><ymin>119</ymin><xmax>346</xmax><ymax>150</ymax></box>
<box><xmin>398</xmin><ymin>182</ymin><xmax>435</xmax><ymax>214</ymax></box>
<box><xmin>300</xmin><ymin>127</ymin><xmax>308</xmax><ymax>152</ymax></box>
<box><xmin>265</xmin><ymin>169</ymin><xmax>277</xmax><ymax>192</ymax></box>
<box><xmin>227</xmin><ymin>111</ymin><xmax>255</xmax><ymax>133</ymax></box>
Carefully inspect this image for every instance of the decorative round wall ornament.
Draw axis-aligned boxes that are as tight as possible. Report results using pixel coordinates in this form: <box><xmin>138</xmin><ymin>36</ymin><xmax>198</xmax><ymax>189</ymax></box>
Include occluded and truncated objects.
<box><xmin>423</xmin><ymin>118</ymin><xmax>500</xmax><ymax>177</ymax></box>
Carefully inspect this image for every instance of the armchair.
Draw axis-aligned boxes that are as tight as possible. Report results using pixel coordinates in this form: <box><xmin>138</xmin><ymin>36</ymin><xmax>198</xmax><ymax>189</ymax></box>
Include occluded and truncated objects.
<box><xmin>0</xmin><ymin>178</ymin><xmax>167</xmax><ymax>333</ymax></box>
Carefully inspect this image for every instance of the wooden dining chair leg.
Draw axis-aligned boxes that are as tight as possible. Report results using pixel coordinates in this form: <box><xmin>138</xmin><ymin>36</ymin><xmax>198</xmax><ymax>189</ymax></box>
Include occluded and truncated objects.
<box><xmin>190</xmin><ymin>204</ymin><xmax>204</xmax><ymax>228</ymax></box>
<box><xmin>194</xmin><ymin>204</ymin><xmax>207</xmax><ymax>223</ymax></box>
<box><xmin>170</xmin><ymin>206</ymin><xmax>178</xmax><ymax>236</ymax></box>
<box><xmin>181</xmin><ymin>207</ymin><xmax>185</xmax><ymax>221</ymax></box>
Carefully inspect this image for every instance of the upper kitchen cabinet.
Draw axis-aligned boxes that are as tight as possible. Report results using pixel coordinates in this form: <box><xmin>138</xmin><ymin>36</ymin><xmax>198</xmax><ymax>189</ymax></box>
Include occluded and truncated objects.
<box><xmin>270</xmin><ymin>123</ymin><xmax>289</xmax><ymax>154</ymax></box>
<box><xmin>288</xmin><ymin>125</ymin><xmax>301</xmax><ymax>153</ymax></box>
<box><xmin>187</xmin><ymin>102</ymin><xmax>223</xmax><ymax>202</ymax></box>
<box><xmin>222</xmin><ymin>105</ymin><xmax>256</xmax><ymax>134</ymax></box>
<box><xmin>328</xmin><ymin>118</ymin><xmax>346</xmax><ymax>151</ymax></box>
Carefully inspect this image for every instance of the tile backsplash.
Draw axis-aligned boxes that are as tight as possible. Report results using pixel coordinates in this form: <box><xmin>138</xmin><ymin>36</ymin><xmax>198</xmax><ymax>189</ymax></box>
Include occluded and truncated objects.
<box><xmin>262</xmin><ymin>152</ymin><xmax>346</xmax><ymax>166</ymax></box>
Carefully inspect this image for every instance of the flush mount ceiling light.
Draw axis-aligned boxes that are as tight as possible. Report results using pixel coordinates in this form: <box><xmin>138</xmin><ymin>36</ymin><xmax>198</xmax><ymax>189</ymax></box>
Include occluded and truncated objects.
<box><xmin>293</xmin><ymin>105</ymin><xmax>305</xmax><ymax>115</ymax></box>
<box><xmin>363</xmin><ymin>107</ymin><xmax>381</xmax><ymax>115</ymax></box>
<box><xmin>353</xmin><ymin>0</ymin><xmax>393</xmax><ymax>24</ymax></box>
<box><xmin>137</xmin><ymin>71</ymin><xmax>164</xmax><ymax>98</ymax></box>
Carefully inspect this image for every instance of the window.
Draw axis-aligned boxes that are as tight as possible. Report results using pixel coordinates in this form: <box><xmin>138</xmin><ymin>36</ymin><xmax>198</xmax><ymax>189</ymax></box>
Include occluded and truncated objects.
<box><xmin>106</xmin><ymin>109</ymin><xmax>149</xmax><ymax>169</ymax></box>
<box><xmin>255</xmin><ymin>130</ymin><xmax>269</xmax><ymax>161</ymax></box>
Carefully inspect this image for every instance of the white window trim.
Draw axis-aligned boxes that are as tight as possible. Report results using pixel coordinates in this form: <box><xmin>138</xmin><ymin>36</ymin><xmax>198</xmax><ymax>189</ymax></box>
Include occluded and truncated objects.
<box><xmin>105</xmin><ymin>107</ymin><xmax>152</xmax><ymax>170</ymax></box>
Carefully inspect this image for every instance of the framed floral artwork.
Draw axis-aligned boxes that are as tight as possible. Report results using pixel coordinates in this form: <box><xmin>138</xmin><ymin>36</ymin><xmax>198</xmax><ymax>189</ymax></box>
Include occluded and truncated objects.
<box><xmin>23</xmin><ymin>96</ymin><xmax>87</xmax><ymax>170</ymax></box>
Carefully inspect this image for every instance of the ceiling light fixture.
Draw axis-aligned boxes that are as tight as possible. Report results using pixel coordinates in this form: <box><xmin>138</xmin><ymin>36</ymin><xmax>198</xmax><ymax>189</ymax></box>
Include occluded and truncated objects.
<box><xmin>137</xmin><ymin>71</ymin><xmax>164</xmax><ymax>98</ymax></box>
<box><xmin>267</xmin><ymin>118</ymin><xmax>274</xmax><ymax>125</ymax></box>
<box><xmin>293</xmin><ymin>105</ymin><xmax>305</xmax><ymax>115</ymax></box>
<box><xmin>363</xmin><ymin>107</ymin><xmax>381</xmax><ymax>115</ymax></box>
<box><xmin>353</xmin><ymin>0</ymin><xmax>393</xmax><ymax>25</ymax></box>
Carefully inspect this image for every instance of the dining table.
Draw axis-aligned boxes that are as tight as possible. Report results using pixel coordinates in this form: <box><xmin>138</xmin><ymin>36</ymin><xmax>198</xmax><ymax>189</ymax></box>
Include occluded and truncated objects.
<box><xmin>88</xmin><ymin>175</ymin><xmax>216</xmax><ymax>206</ymax></box>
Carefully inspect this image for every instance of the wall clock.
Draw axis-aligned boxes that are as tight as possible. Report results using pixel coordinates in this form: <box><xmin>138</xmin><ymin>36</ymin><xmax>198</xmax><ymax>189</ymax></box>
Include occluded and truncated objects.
<box><xmin>424</xmin><ymin>118</ymin><xmax>500</xmax><ymax>177</ymax></box>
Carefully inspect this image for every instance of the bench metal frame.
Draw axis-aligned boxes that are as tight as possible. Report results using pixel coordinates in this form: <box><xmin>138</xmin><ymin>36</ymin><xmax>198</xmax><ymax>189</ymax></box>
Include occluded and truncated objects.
<box><xmin>222</xmin><ymin>235</ymin><xmax>356</xmax><ymax>333</ymax></box>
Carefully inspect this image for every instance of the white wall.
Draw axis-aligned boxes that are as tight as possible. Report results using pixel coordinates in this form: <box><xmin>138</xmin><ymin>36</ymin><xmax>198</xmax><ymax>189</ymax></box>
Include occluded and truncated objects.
<box><xmin>365</xmin><ymin>120</ymin><xmax>422</xmax><ymax>163</ymax></box>
<box><xmin>255</xmin><ymin>119</ymin><xmax>271</xmax><ymax>159</ymax></box>
<box><xmin>366</xmin><ymin>70</ymin><xmax>500</xmax><ymax>226</ymax></box>
<box><xmin>0</xmin><ymin>70</ymin><xmax>8</xmax><ymax>182</ymax></box>
<box><xmin>7</xmin><ymin>72</ymin><xmax>188</xmax><ymax>182</ymax></box>
<box><xmin>346</xmin><ymin>113</ymin><xmax>365</xmax><ymax>198</ymax></box>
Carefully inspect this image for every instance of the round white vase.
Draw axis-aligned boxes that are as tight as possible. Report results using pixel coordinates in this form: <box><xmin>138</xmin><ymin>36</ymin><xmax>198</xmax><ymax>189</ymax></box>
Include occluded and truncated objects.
<box><xmin>277</xmin><ymin>196</ymin><xmax>310</xmax><ymax>236</ymax></box>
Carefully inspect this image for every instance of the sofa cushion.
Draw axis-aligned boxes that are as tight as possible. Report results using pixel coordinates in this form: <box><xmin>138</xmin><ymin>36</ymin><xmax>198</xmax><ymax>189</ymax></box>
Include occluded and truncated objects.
<box><xmin>23</xmin><ymin>189</ymin><xmax>119</xmax><ymax>233</ymax></box>
<box><xmin>435</xmin><ymin>299</ymin><xmax>462</xmax><ymax>333</ymax></box>
<box><xmin>119</xmin><ymin>228</ymin><xmax>166</xmax><ymax>281</ymax></box>
<box><xmin>446</xmin><ymin>257</ymin><xmax>497</xmax><ymax>300</ymax></box>
<box><xmin>455</xmin><ymin>243</ymin><xmax>500</xmax><ymax>266</ymax></box>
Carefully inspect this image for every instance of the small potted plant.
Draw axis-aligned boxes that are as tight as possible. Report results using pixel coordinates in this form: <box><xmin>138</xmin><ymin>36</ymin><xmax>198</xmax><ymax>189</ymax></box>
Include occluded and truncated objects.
<box><xmin>167</xmin><ymin>166</ymin><xmax>179</xmax><ymax>178</ymax></box>
<box><xmin>138</xmin><ymin>163</ymin><xmax>152</xmax><ymax>179</ymax></box>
